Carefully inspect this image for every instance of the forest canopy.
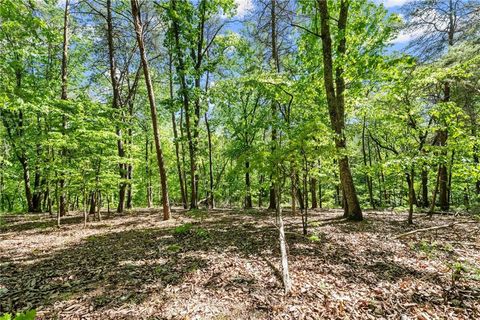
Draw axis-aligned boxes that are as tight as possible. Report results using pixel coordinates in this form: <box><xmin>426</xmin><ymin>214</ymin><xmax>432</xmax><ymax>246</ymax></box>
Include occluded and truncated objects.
<box><xmin>1</xmin><ymin>0</ymin><xmax>479</xmax><ymax>221</ymax></box>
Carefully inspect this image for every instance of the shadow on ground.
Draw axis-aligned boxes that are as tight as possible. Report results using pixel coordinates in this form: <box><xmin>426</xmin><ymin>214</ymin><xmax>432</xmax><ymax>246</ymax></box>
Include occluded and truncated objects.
<box><xmin>0</xmin><ymin>209</ymin><xmax>473</xmax><ymax>316</ymax></box>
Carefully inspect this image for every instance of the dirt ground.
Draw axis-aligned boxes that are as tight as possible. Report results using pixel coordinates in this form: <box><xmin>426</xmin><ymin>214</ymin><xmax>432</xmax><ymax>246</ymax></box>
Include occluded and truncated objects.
<box><xmin>0</xmin><ymin>208</ymin><xmax>479</xmax><ymax>319</ymax></box>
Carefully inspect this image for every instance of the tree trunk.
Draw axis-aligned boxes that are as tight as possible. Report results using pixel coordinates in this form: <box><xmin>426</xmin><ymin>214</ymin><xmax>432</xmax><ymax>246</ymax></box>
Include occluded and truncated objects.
<box><xmin>438</xmin><ymin>82</ymin><xmax>450</xmax><ymax>211</ymax></box>
<box><xmin>429</xmin><ymin>165</ymin><xmax>442</xmax><ymax>214</ymax></box>
<box><xmin>407</xmin><ymin>168</ymin><xmax>415</xmax><ymax>224</ymax></box>
<box><xmin>58</xmin><ymin>0</ymin><xmax>70</xmax><ymax>219</ymax></box>
<box><xmin>406</xmin><ymin>171</ymin><xmax>417</xmax><ymax>206</ymax></box>
<box><xmin>291</xmin><ymin>168</ymin><xmax>296</xmax><ymax>214</ymax></box>
<box><xmin>362</xmin><ymin>115</ymin><xmax>374</xmax><ymax>209</ymax></box>
<box><xmin>421</xmin><ymin>166</ymin><xmax>429</xmax><ymax>207</ymax></box>
<box><xmin>268</xmin><ymin>0</ymin><xmax>280</xmax><ymax>210</ymax></box>
<box><xmin>310</xmin><ymin>177</ymin><xmax>318</xmax><ymax>209</ymax></box>
<box><xmin>170</xmin><ymin>0</ymin><xmax>197</xmax><ymax>209</ymax></box>
<box><xmin>169</xmin><ymin>50</ymin><xmax>187</xmax><ymax>209</ymax></box>
<box><xmin>145</xmin><ymin>134</ymin><xmax>153</xmax><ymax>208</ymax></box>
<box><xmin>132</xmin><ymin>0</ymin><xmax>171</xmax><ymax>220</ymax></box>
<box><xmin>318</xmin><ymin>181</ymin><xmax>323</xmax><ymax>209</ymax></box>
<box><xmin>205</xmin><ymin>113</ymin><xmax>215</xmax><ymax>208</ymax></box>
<box><xmin>447</xmin><ymin>150</ymin><xmax>455</xmax><ymax>206</ymax></box>
<box><xmin>20</xmin><ymin>157</ymin><xmax>34</xmax><ymax>212</ymax></box>
<box><xmin>276</xmin><ymin>185</ymin><xmax>292</xmax><ymax>294</ymax></box>
<box><xmin>318</xmin><ymin>0</ymin><xmax>362</xmax><ymax>221</ymax></box>
<box><xmin>126</xmin><ymin>163</ymin><xmax>133</xmax><ymax>209</ymax></box>
<box><xmin>474</xmin><ymin>153</ymin><xmax>480</xmax><ymax>195</ymax></box>
<box><xmin>245</xmin><ymin>161</ymin><xmax>252</xmax><ymax>209</ymax></box>
<box><xmin>89</xmin><ymin>191</ymin><xmax>96</xmax><ymax>216</ymax></box>
<box><xmin>106</xmin><ymin>0</ymin><xmax>127</xmax><ymax>214</ymax></box>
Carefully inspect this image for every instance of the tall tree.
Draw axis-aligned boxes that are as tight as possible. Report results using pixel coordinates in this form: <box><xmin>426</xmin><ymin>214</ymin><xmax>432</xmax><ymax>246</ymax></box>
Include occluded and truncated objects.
<box><xmin>317</xmin><ymin>0</ymin><xmax>362</xmax><ymax>221</ymax></box>
<box><xmin>58</xmin><ymin>0</ymin><xmax>70</xmax><ymax>225</ymax></box>
<box><xmin>131</xmin><ymin>0</ymin><xmax>171</xmax><ymax>220</ymax></box>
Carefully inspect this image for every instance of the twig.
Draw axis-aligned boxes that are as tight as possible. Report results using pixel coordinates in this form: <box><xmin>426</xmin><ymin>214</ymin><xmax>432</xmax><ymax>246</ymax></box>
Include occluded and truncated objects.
<box><xmin>394</xmin><ymin>221</ymin><xmax>478</xmax><ymax>239</ymax></box>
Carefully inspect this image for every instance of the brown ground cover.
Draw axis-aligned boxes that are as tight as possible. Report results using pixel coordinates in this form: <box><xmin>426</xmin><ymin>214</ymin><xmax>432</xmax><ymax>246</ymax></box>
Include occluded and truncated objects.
<box><xmin>0</xmin><ymin>208</ymin><xmax>479</xmax><ymax>319</ymax></box>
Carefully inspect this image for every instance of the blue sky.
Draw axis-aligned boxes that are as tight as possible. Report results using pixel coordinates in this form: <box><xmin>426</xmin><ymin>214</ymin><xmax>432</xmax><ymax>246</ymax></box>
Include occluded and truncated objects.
<box><xmin>232</xmin><ymin>0</ymin><xmax>415</xmax><ymax>52</ymax></box>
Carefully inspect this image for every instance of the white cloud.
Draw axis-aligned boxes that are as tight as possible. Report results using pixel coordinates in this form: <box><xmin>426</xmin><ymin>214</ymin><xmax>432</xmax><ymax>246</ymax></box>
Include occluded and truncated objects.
<box><xmin>235</xmin><ymin>0</ymin><xmax>253</xmax><ymax>18</ymax></box>
<box><xmin>391</xmin><ymin>30</ymin><xmax>420</xmax><ymax>44</ymax></box>
<box><xmin>391</xmin><ymin>7</ymin><xmax>447</xmax><ymax>44</ymax></box>
<box><xmin>375</xmin><ymin>0</ymin><xmax>414</xmax><ymax>8</ymax></box>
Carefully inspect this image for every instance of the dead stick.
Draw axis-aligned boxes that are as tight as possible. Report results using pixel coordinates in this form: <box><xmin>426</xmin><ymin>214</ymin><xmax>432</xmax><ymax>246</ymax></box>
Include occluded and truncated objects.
<box><xmin>394</xmin><ymin>221</ymin><xmax>478</xmax><ymax>239</ymax></box>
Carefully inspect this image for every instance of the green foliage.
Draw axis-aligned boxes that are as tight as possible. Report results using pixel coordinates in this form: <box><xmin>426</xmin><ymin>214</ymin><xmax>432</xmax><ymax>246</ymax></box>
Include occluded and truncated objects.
<box><xmin>0</xmin><ymin>310</ymin><xmax>36</xmax><ymax>320</ymax></box>
<box><xmin>166</xmin><ymin>244</ymin><xmax>182</xmax><ymax>253</ymax></box>
<box><xmin>413</xmin><ymin>240</ymin><xmax>437</xmax><ymax>257</ymax></box>
<box><xmin>173</xmin><ymin>223</ymin><xmax>194</xmax><ymax>236</ymax></box>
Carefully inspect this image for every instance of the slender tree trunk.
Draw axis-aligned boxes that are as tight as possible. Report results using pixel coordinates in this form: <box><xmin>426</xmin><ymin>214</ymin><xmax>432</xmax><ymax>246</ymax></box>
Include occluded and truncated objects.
<box><xmin>421</xmin><ymin>166</ymin><xmax>429</xmax><ymax>207</ymax></box>
<box><xmin>408</xmin><ymin>168</ymin><xmax>415</xmax><ymax>224</ymax></box>
<box><xmin>296</xmin><ymin>174</ymin><xmax>305</xmax><ymax>210</ymax></box>
<box><xmin>291</xmin><ymin>168</ymin><xmax>296</xmax><ymax>214</ymax></box>
<box><xmin>276</xmin><ymin>185</ymin><xmax>291</xmax><ymax>294</ymax></box>
<box><xmin>58</xmin><ymin>0</ymin><xmax>70</xmax><ymax>220</ymax></box>
<box><xmin>96</xmin><ymin>191</ymin><xmax>102</xmax><ymax>221</ymax></box>
<box><xmin>310</xmin><ymin>177</ymin><xmax>318</xmax><ymax>209</ymax></box>
<box><xmin>126</xmin><ymin>102</ymin><xmax>135</xmax><ymax>210</ymax></box>
<box><xmin>126</xmin><ymin>163</ymin><xmax>133</xmax><ymax>209</ymax></box>
<box><xmin>145</xmin><ymin>133</ymin><xmax>153</xmax><ymax>208</ymax></box>
<box><xmin>474</xmin><ymin>153</ymin><xmax>480</xmax><ymax>195</ymax></box>
<box><xmin>205</xmin><ymin>113</ymin><xmax>215</xmax><ymax>208</ymax></box>
<box><xmin>106</xmin><ymin>0</ymin><xmax>127</xmax><ymax>214</ymax></box>
<box><xmin>20</xmin><ymin>156</ymin><xmax>34</xmax><ymax>212</ymax></box>
<box><xmin>406</xmin><ymin>172</ymin><xmax>417</xmax><ymax>206</ymax></box>
<box><xmin>438</xmin><ymin>128</ymin><xmax>449</xmax><ymax>211</ymax></box>
<box><xmin>318</xmin><ymin>181</ymin><xmax>323</xmax><ymax>209</ymax></box>
<box><xmin>245</xmin><ymin>161</ymin><xmax>252</xmax><ymax>209</ymax></box>
<box><xmin>268</xmin><ymin>0</ymin><xmax>280</xmax><ymax>210</ymax></box>
<box><xmin>180</xmin><ymin>107</ymin><xmax>189</xmax><ymax>205</ymax></box>
<box><xmin>430</xmin><ymin>165</ymin><xmax>442</xmax><ymax>214</ymax></box>
<box><xmin>89</xmin><ymin>191</ymin><xmax>96</xmax><ymax>216</ymax></box>
<box><xmin>170</xmin><ymin>0</ymin><xmax>197</xmax><ymax>209</ymax></box>
<box><xmin>447</xmin><ymin>150</ymin><xmax>455</xmax><ymax>205</ymax></box>
<box><xmin>132</xmin><ymin>0</ymin><xmax>171</xmax><ymax>220</ymax></box>
<box><xmin>318</xmin><ymin>0</ymin><xmax>362</xmax><ymax>221</ymax></box>
<box><xmin>83</xmin><ymin>190</ymin><xmax>87</xmax><ymax>227</ymax></box>
<box><xmin>168</xmin><ymin>50</ymin><xmax>187</xmax><ymax>209</ymax></box>
<box><xmin>362</xmin><ymin>115</ymin><xmax>374</xmax><ymax>208</ymax></box>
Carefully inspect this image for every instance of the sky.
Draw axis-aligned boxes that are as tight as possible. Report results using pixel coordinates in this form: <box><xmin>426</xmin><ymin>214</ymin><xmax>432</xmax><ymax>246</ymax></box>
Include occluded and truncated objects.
<box><xmin>233</xmin><ymin>0</ymin><xmax>417</xmax><ymax>51</ymax></box>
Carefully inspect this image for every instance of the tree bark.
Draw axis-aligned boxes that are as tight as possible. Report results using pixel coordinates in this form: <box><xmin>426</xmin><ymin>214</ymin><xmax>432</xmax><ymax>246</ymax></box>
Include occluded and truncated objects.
<box><xmin>170</xmin><ymin>0</ymin><xmax>197</xmax><ymax>209</ymax></box>
<box><xmin>245</xmin><ymin>161</ymin><xmax>252</xmax><ymax>209</ymax></box>
<box><xmin>407</xmin><ymin>168</ymin><xmax>415</xmax><ymax>224</ymax></box>
<box><xmin>58</xmin><ymin>0</ymin><xmax>70</xmax><ymax>221</ymax></box>
<box><xmin>406</xmin><ymin>171</ymin><xmax>418</xmax><ymax>207</ymax></box>
<box><xmin>106</xmin><ymin>0</ymin><xmax>127</xmax><ymax>214</ymax></box>
<box><xmin>205</xmin><ymin>113</ymin><xmax>215</xmax><ymax>208</ymax></box>
<box><xmin>362</xmin><ymin>115</ymin><xmax>374</xmax><ymax>209</ymax></box>
<box><xmin>168</xmin><ymin>50</ymin><xmax>187</xmax><ymax>209</ymax></box>
<box><xmin>268</xmin><ymin>0</ymin><xmax>280</xmax><ymax>210</ymax></box>
<box><xmin>276</xmin><ymin>185</ymin><xmax>292</xmax><ymax>294</ymax></box>
<box><xmin>421</xmin><ymin>166</ymin><xmax>429</xmax><ymax>207</ymax></box>
<box><xmin>131</xmin><ymin>0</ymin><xmax>171</xmax><ymax>220</ymax></box>
<box><xmin>20</xmin><ymin>156</ymin><xmax>34</xmax><ymax>212</ymax></box>
<box><xmin>310</xmin><ymin>177</ymin><xmax>318</xmax><ymax>209</ymax></box>
<box><xmin>145</xmin><ymin>134</ymin><xmax>153</xmax><ymax>208</ymax></box>
<box><xmin>318</xmin><ymin>0</ymin><xmax>362</xmax><ymax>221</ymax></box>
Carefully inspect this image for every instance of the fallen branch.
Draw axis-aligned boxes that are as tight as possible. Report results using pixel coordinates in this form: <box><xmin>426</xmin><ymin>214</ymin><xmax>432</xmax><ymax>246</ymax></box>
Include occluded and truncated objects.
<box><xmin>394</xmin><ymin>221</ymin><xmax>478</xmax><ymax>239</ymax></box>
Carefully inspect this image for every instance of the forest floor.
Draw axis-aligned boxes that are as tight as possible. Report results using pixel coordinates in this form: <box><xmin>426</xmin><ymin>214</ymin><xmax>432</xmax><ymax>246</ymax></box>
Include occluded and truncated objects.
<box><xmin>0</xmin><ymin>208</ymin><xmax>479</xmax><ymax>320</ymax></box>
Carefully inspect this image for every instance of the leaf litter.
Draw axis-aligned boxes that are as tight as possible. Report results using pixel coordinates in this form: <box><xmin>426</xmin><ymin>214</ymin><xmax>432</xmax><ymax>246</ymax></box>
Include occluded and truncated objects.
<box><xmin>0</xmin><ymin>208</ymin><xmax>479</xmax><ymax>319</ymax></box>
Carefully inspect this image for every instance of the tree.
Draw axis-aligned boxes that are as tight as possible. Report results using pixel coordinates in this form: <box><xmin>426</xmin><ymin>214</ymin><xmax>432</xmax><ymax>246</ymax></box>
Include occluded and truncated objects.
<box><xmin>317</xmin><ymin>0</ymin><xmax>362</xmax><ymax>221</ymax></box>
<box><xmin>131</xmin><ymin>0</ymin><xmax>171</xmax><ymax>220</ymax></box>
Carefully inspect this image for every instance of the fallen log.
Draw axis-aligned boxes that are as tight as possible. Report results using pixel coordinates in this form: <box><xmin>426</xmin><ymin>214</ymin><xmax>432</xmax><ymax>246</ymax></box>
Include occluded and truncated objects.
<box><xmin>394</xmin><ymin>221</ymin><xmax>478</xmax><ymax>239</ymax></box>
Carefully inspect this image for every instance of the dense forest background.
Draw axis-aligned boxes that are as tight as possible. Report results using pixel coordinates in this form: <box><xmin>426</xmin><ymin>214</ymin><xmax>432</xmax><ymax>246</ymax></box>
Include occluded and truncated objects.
<box><xmin>0</xmin><ymin>0</ymin><xmax>479</xmax><ymax>222</ymax></box>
